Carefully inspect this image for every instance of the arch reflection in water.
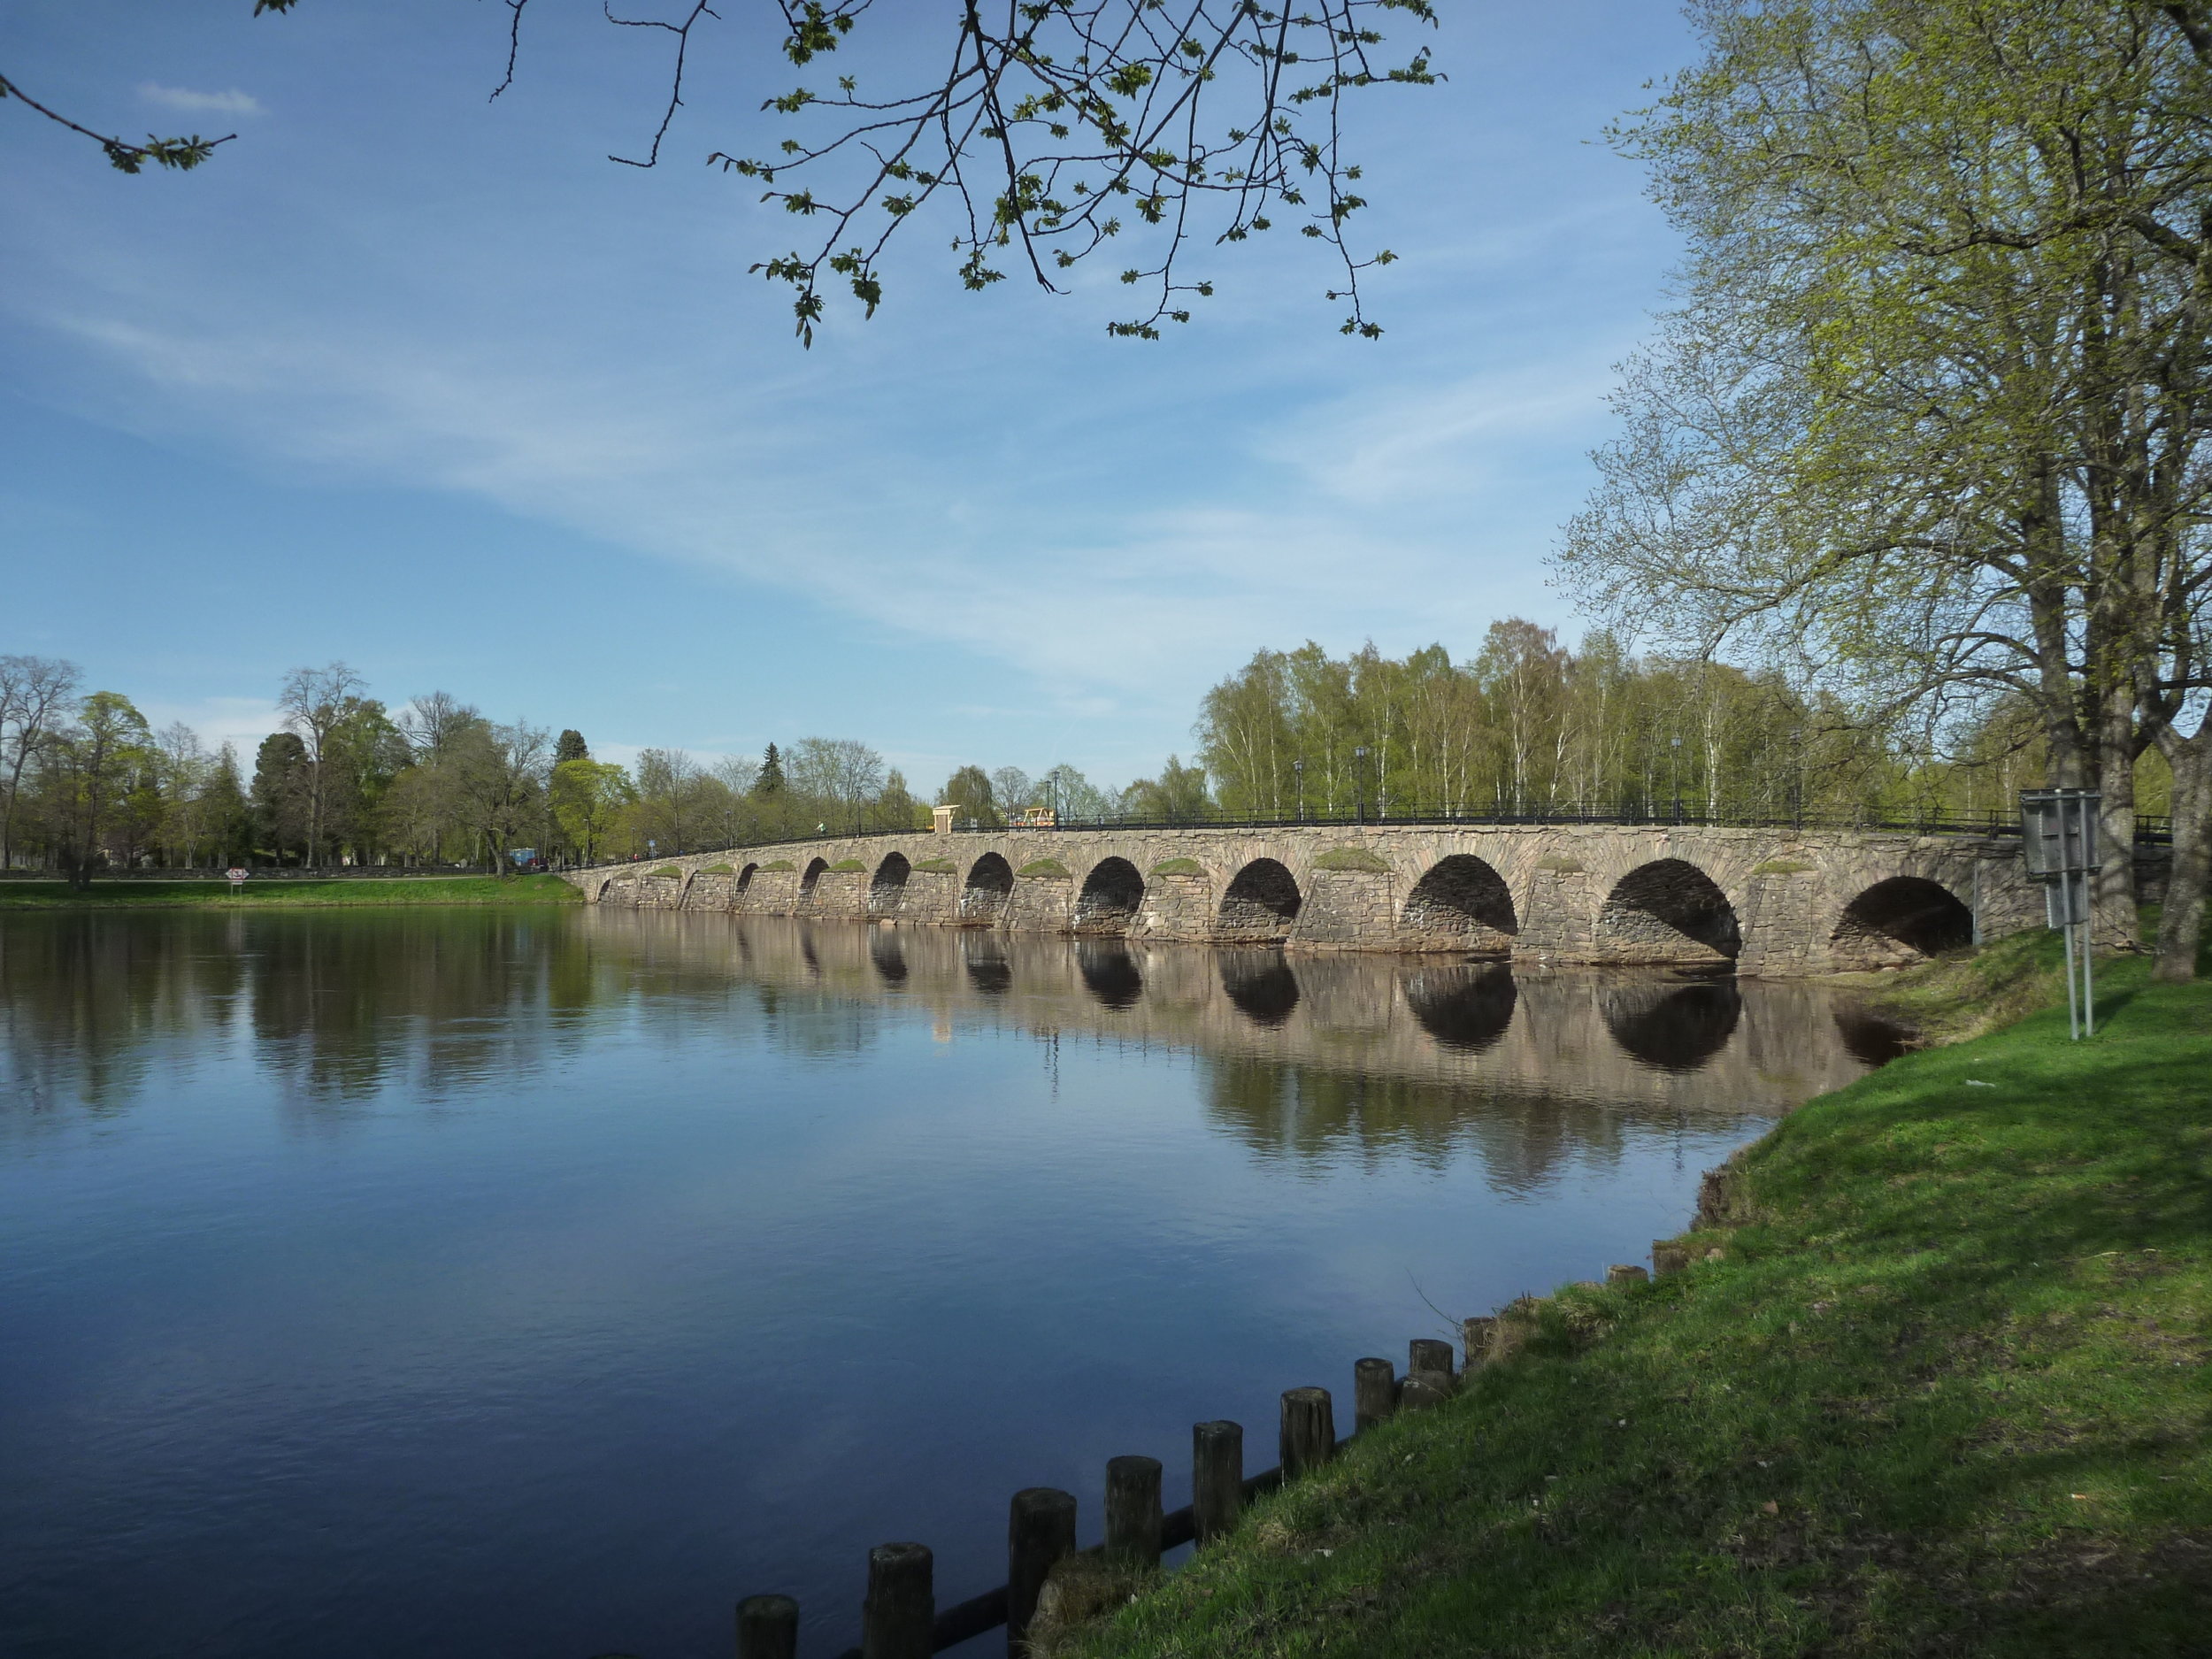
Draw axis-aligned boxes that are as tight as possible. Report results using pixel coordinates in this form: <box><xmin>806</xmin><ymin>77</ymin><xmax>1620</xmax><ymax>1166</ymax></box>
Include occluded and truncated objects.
<box><xmin>868</xmin><ymin>930</ymin><xmax>909</xmax><ymax>985</ymax></box>
<box><xmin>1218</xmin><ymin>949</ymin><xmax>1301</xmax><ymax>1027</ymax></box>
<box><xmin>1404</xmin><ymin>963</ymin><xmax>1517</xmax><ymax>1054</ymax></box>
<box><xmin>1076</xmin><ymin>941</ymin><xmax>1143</xmax><ymax>1010</ymax></box>
<box><xmin>963</xmin><ymin>937</ymin><xmax>1013</xmax><ymax>996</ymax></box>
<box><xmin>1601</xmin><ymin>977</ymin><xmax>1743</xmax><ymax>1073</ymax></box>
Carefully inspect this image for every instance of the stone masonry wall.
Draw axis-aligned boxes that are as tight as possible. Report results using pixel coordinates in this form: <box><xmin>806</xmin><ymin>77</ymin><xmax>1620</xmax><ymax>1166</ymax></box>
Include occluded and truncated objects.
<box><xmin>568</xmin><ymin>822</ymin><xmax>2064</xmax><ymax>978</ymax></box>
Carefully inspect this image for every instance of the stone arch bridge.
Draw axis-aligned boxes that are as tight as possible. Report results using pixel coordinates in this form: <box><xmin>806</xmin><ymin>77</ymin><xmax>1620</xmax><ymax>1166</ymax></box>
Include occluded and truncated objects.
<box><xmin>562</xmin><ymin>823</ymin><xmax>2046</xmax><ymax>977</ymax></box>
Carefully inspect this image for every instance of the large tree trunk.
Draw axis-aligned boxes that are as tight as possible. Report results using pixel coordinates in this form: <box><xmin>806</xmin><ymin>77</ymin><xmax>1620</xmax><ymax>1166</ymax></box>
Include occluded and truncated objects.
<box><xmin>2153</xmin><ymin>726</ymin><xmax>2208</xmax><ymax>982</ymax></box>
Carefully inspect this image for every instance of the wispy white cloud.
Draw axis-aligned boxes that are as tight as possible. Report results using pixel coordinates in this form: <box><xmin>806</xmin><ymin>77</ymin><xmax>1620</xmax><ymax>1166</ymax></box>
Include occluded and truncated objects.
<box><xmin>137</xmin><ymin>84</ymin><xmax>264</xmax><ymax>118</ymax></box>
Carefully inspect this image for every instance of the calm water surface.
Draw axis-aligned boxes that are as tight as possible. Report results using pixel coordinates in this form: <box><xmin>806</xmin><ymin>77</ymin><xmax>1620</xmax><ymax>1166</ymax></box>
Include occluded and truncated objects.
<box><xmin>0</xmin><ymin>909</ymin><xmax>1900</xmax><ymax>1658</ymax></box>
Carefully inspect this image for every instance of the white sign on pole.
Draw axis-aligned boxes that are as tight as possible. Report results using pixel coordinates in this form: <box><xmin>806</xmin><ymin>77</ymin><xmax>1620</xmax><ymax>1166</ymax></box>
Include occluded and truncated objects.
<box><xmin>227</xmin><ymin>867</ymin><xmax>248</xmax><ymax>892</ymax></box>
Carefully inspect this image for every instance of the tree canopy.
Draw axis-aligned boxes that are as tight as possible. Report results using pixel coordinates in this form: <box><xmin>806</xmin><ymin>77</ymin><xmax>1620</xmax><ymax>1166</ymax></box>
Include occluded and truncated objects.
<box><xmin>4</xmin><ymin>0</ymin><xmax>1439</xmax><ymax>341</ymax></box>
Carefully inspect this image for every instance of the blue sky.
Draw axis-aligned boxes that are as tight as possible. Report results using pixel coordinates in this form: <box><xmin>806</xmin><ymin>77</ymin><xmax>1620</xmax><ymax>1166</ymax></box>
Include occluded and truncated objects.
<box><xmin>1</xmin><ymin>2</ymin><xmax>1694</xmax><ymax>790</ymax></box>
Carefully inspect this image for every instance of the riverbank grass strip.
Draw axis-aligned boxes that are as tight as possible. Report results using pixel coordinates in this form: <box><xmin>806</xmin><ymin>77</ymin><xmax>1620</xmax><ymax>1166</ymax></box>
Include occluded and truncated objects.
<box><xmin>0</xmin><ymin>875</ymin><xmax>582</xmax><ymax>908</ymax></box>
<box><xmin>1070</xmin><ymin>942</ymin><xmax>2212</xmax><ymax>1659</ymax></box>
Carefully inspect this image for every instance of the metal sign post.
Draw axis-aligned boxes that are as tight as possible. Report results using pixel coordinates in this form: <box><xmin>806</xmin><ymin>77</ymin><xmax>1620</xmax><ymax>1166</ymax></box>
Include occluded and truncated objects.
<box><xmin>2019</xmin><ymin>788</ymin><xmax>2099</xmax><ymax>1039</ymax></box>
<box><xmin>226</xmin><ymin>866</ymin><xmax>248</xmax><ymax>895</ymax></box>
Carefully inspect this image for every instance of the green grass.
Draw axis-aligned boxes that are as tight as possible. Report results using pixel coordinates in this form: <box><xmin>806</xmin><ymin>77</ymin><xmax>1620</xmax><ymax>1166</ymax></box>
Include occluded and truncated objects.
<box><xmin>1152</xmin><ymin>857</ymin><xmax>1208</xmax><ymax>877</ymax></box>
<box><xmin>913</xmin><ymin>858</ymin><xmax>960</xmax><ymax>874</ymax></box>
<box><xmin>1315</xmin><ymin>847</ymin><xmax>1393</xmax><ymax>873</ymax></box>
<box><xmin>1019</xmin><ymin>858</ymin><xmax>1074</xmax><ymax>879</ymax></box>
<box><xmin>1068</xmin><ymin>932</ymin><xmax>2212</xmax><ymax>1658</ymax></box>
<box><xmin>0</xmin><ymin>874</ymin><xmax>583</xmax><ymax>908</ymax></box>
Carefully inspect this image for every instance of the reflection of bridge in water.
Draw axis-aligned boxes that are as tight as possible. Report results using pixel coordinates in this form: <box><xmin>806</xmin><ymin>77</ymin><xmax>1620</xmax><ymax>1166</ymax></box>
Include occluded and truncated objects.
<box><xmin>582</xmin><ymin>911</ymin><xmax>1898</xmax><ymax>1133</ymax></box>
<box><xmin>570</xmin><ymin>821</ymin><xmax>2054</xmax><ymax>976</ymax></box>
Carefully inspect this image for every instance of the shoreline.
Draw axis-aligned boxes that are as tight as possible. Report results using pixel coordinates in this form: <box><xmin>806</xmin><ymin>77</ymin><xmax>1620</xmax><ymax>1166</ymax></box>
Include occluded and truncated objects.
<box><xmin>0</xmin><ymin>875</ymin><xmax>583</xmax><ymax>909</ymax></box>
<box><xmin>1041</xmin><ymin>922</ymin><xmax>2212</xmax><ymax>1657</ymax></box>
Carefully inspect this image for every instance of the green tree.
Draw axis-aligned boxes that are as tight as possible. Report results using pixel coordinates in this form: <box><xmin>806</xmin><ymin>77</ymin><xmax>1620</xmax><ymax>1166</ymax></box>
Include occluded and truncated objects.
<box><xmin>1558</xmin><ymin>0</ymin><xmax>2212</xmax><ymax>972</ymax></box>
<box><xmin>1125</xmin><ymin>756</ymin><xmax>1211</xmax><ymax>824</ymax></box>
<box><xmin>0</xmin><ymin>654</ymin><xmax>81</xmax><ymax>870</ymax></box>
<box><xmin>549</xmin><ymin>757</ymin><xmax>634</xmax><ymax>864</ymax></box>
<box><xmin>554</xmin><ymin>728</ymin><xmax>589</xmax><ymax>765</ymax></box>
<box><xmin>876</xmin><ymin>767</ymin><xmax>924</xmax><ymax>832</ymax></box>
<box><xmin>756</xmin><ymin>743</ymin><xmax>785</xmax><ymax>796</ymax></box>
<box><xmin>251</xmin><ymin>732</ymin><xmax>311</xmax><ymax>863</ymax></box>
<box><xmin>939</xmin><ymin>765</ymin><xmax>999</xmax><ymax>829</ymax></box>
<box><xmin>39</xmin><ymin>691</ymin><xmax>156</xmax><ymax>887</ymax></box>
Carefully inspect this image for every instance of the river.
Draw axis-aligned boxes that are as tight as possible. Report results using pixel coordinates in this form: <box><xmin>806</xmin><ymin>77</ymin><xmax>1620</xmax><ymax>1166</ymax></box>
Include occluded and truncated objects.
<box><xmin>0</xmin><ymin>908</ymin><xmax>1901</xmax><ymax>1658</ymax></box>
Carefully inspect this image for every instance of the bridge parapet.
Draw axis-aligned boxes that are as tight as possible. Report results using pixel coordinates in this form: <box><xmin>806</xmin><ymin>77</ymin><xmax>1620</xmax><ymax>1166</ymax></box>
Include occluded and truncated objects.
<box><xmin>562</xmin><ymin>822</ymin><xmax>2055</xmax><ymax>978</ymax></box>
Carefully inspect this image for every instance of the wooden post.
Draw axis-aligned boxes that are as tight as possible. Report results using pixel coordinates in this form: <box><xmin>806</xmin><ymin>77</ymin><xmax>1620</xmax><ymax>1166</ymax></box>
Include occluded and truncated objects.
<box><xmin>735</xmin><ymin>1594</ymin><xmax>798</xmax><ymax>1659</ymax></box>
<box><xmin>1279</xmin><ymin>1387</ymin><xmax>1335</xmax><ymax>1481</ymax></box>
<box><xmin>1105</xmin><ymin>1455</ymin><xmax>1164</xmax><ymax>1570</ymax></box>
<box><xmin>1398</xmin><ymin>1371</ymin><xmax>1452</xmax><ymax>1411</ymax></box>
<box><xmin>1606</xmin><ymin>1263</ymin><xmax>1650</xmax><ymax>1287</ymax></box>
<box><xmin>862</xmin><ymin>1543</ymin><xmax>933</xmax><ymax>1659</ymax></box>
<box><xmin>1193</xmin><ymin>1421</ymin><xmax>1243</xmax><ymax>1545</ymax></box>
<box><xmin>1652</xmin><ymin>1240</ymin><xmax>1690</xmax><ymax>1276</ymax></box>
<box><xmin>1007</xmin><ymin>1487</ymin><xmax>1077</xmax><ymax>1655</ymax></box>
<box><xmin>1353</xmin><ymin>1357</ymin><xmax>1397</xmax><ymax>1432</ymax></box>
<box><xmin>1462</xmin><ymin>1316</ymin><xmax>1494</xmax><ymax>1372</ymax></box>
<box><xmin>1409</xmin><ymin>1338</ymin><xmax>1456</xmax><ymax>1386</ymax></box>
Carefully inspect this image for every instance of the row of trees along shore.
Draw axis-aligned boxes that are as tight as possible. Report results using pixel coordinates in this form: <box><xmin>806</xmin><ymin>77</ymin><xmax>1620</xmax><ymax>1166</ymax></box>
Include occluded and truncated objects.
<box><xmin>1555</xmin><ymin>0</ymin><xmax>2212</xmax><ymax>983</ymax></box>
<box><xmin>0</xmin><ymin>657</ymin><xmax>1190</xmax><ymax>883</ymax></box>
<box><xmin>1194</xmin><ymin>625</ymin><xmax>2169</xmax><ymax>827</ymax></box>
<box><xmin>8</xmin><ymin>622</ymin><xmax>2172</xmax><ymax>874</ymax></box>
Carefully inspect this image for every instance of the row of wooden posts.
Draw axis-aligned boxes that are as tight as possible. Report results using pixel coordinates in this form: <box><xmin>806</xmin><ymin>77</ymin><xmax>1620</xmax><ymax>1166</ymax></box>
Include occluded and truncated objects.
<box><xmin>732</xmin><ymin>1246</ymin><xmax>1688</xmax><ymax>1659</ymax></box>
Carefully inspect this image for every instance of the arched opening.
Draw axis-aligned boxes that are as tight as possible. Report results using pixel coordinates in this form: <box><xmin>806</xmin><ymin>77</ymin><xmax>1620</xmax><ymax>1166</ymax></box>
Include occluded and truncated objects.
<box><xmin>1217</xmin><ymin>858</ymin><xmax>1302</xmax><ymax>941</ymax></box>
<box><xmin>960</xmin><ymin>853</ymin><xmax>1014</xmax><ymax>924</ymax></box>
<box><xmin>1597</xmin><ymin>860</ymin><xmax>1740</xmax><ymax>966</ymax></box>
<box><xmin>964</xmin><ymin>938</ymin><xmax>1012</xmax><ymax>995</ymax></box>
<box><xmin>1406</xmin><ymin>963</ymin><xmax>1517</xmax><ymax>1053</ymax></box>
<box><xmin>1831</xmin><ymin>877</ymin><xmax>1974</xmax><ymax>970</ymax></box>
<box><xmin>869</xmin><ymin>930</ymin><xmax>908</xmax><ymax>985</ymax></box>
<box><xmin>1601</xmin><ymin>979</ymin><xmax>1741</xmax><ymax>1072</ymax></box>
<box><xmin>1074</xmin><ymin>857</ymin><xmax>1145</xmax><ymax>935</ymax></box>
<box><xmin>593</xmin><ymin>877</ymin><xmax>615</xmax><ymax>902</ymax></box>
<box><xmin>1400</xmin><ymin>856</ymin><xmax>1517</xmax><ymax>952</ymax></box>
<box><xmin>1220</xmin><ymin>950</ymin><xmax>1301</xmax><ymax>1026</ymax></box>
<box><xmin>1078</xmin><ymin>941</ymin><xmax>1143</xmax><ymax>1009</ymax></box>
<box><xmin>798</xmin><ymin>857</ymin><xmax>831</xmax><ymax>904</ymax></box>
<box><xmin>735</xmin><ymin>863</ymin><xmax>758</xmax><ymax>894</ymax></box>
<box><xmin>870</xmin><ymin>851</ymin><xmax>912</xmax><ymax>916</ymax></box>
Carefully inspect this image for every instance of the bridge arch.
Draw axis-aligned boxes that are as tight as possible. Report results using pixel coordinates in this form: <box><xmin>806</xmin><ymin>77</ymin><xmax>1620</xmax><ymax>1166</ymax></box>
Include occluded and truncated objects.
<box><xmin>735</xmin><ymin>861</ymin><xmax>758</xmax><ymax>897</ymax></box>
<box><xmin>1074</xmin><ymin>857</ymin><xmax>1145</xmax><ymax>934</ymax></box>
<box><xmin>1217</xmin><ymin>857</ymin><xmax>1302</xmax><ymax>941</ymax></box>
<box><xmin>1400</xmin><ymin>855</ymin><xmax>1517</xmax><ymax>953</ymax></box>
<box><xmin>961</xmin><ymin>852</ymin><xmax>1014</xmax><ymax>924</ymax></box>
<box><xmin>1220</xmin><ymin>950</ymin><xmax>1301</xmax><ymax>1025</ymax></box>
<box><xmin>1597</xmin><ymin>858</ymin><xmax>1741</xmax><ymax>966</ymax></box>
<box><xmin>798</xmin><ymin>856</ymin><xmax>831</xmax><ymax>906</ymax></box>
<box><xmin>870</xmin><ymin>851</ymin><xmax>912</xmax><ymax>916</ymax></box>
<box><xmin>1831</xmin><ymin>876</ymin><xmax>1973</xmax><ymax>969</ymax></box>
<box><xmin>593</xmin><ymin>874</ymin><xmax>616</xmax><ymax>902</ymax></box>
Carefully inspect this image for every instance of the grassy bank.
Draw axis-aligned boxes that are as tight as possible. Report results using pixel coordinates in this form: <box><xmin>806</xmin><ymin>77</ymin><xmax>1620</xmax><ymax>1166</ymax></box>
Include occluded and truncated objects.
<box><xmin>1064</xmin><ymin>936</ymin><xmax>2212</xmax><ymax>1657</ymax></box>
<box><xmin>0</xmin><ymin>875</ymin><xmax>582</xmax><ymax>909</ymax></box>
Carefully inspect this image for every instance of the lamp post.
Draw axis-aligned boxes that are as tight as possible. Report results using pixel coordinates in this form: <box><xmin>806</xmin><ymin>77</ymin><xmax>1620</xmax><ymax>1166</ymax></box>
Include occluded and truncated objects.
<box><xmin>1353</xmin><ymin>746</ymin><xmax>1369</xmax><ymax>824</ymax></box>
<box><xmin>2020</xmin><ymin>787</ymin><xmax>2100</xmax><ymax>1039</ymax></box>
<box><xmin>1790</xmin><ymin>728</ymin><xmax>1804</xmax><ymax>831</ymax></box>
<box><xmin>1293</xmin><ymin>757</ymin><xmax>1305</xmax><ymax>824</ymax></box>
<box><xmin>1670</xmin><ymin>736</ymin><xmax>1683</xmax><ymax>825</ymax></box>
